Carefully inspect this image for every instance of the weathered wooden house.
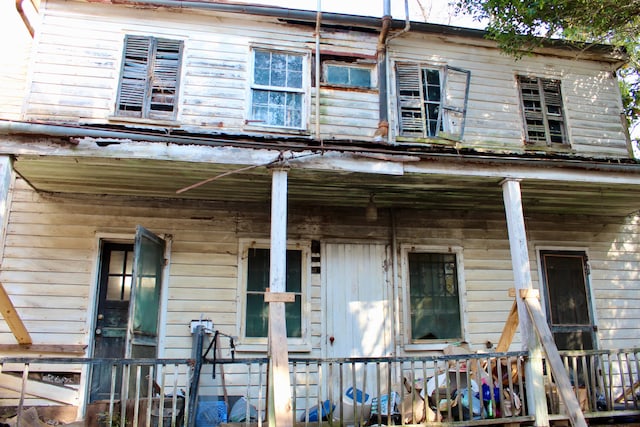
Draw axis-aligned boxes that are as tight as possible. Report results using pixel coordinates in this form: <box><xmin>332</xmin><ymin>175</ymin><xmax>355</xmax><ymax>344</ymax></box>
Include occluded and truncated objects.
<box><xmin>1</xmin><ymin>0</ymin><xmax>639</xmax><ymax>425</ymax></box>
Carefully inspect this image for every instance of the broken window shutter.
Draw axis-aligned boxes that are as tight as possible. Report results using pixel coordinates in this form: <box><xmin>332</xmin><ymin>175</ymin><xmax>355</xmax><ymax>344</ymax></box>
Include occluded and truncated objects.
<box><xmin>149</xmin><ymin>38</ymin><xmax>183</xmax><ymax>119</ymax></box>
<box><xmin>440</xmin><ymin>66</ymin><xmax>471</xmax><ymax>140</ymax></box>
<box><xmin>117</xmin><ymin>35</ymin><xmax>152</xmax><ymax>118</ymax></box>
<box><xmin>518</xmin><ymin>76</ymin><xmax>547</xmax><ymax>144</ymax></box>
<box><xmin>396</xmin><ymin>62</ymin><xmax>426</xmax><ymax>137</ymax></box>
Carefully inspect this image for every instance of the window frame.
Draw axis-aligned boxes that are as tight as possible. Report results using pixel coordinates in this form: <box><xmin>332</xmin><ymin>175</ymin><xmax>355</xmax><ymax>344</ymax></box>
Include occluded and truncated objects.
<box><xmin>237</xmin><ymin>239</ymin><xmax>311</xmax><ymax>351</ymax></box>
<box><xmin>395</xmin><ymin>62</ymin><xmax>470</xmax><ymax>141</ymax></box>
<box><xmin>247</xmin><ymin>46</ymin><xmax>310</xmax><ymax>132</ymax></box>
<box><xmin>401</xmin><ymin>245</ymin><xmax>467</xmax><ymax>351</ymax></box>
<box><xmin>321</xmin><ymin>60</ymin><xmax>376</xmax><ymax>89</ymax></box>
<box><xmin>517</xmin><ymin>75</ymin><xmax>568</xmax><ymax>146</ymax></box>
<box><xmin>114</xmin><ymin>35</ymin><xmax>184</xmax><ymax>122</ymax></box>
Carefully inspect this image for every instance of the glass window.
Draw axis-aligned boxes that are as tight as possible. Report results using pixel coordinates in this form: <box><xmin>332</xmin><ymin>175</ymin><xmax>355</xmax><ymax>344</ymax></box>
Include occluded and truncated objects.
<box><xmin>245</xmin><ymin>248</ymin><xmax>303</xmax><ymax>339</ymax></box>
<box><xmin>407</xmin><ymin>252</ymin><xmax>462</xmax><ymax>341</ymax></box>
<box><xmin>250</xmin><ymin>49</ymin><xmax>306</xmax><ymax>129</ymax></box>
<box><xmin>325</xmin><ymin>64</ymin><xmax>372</xmax><ymax>88</ymax></box>
<box><xmin>106</xmin><ymin>248</ymin><xmax>133</xmax><ymax>301</ymax></box>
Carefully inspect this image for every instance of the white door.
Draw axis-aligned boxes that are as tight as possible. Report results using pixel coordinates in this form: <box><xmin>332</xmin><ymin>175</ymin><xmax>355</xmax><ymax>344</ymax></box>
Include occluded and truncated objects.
<box><xmin>324</xmin><ymin>243</ymin><xmax>392</xmax><ymax>408</ymax></box>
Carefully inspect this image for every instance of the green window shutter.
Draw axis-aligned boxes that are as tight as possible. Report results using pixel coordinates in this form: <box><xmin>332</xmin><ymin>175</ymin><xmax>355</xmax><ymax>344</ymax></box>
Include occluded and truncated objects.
<box><xmin>396</xmin><ymin>62</ymin><xmax>426</xmax><ymax>137</ymax></box>
<box><xmin>518</xmin><ymin>76</ymin><xmax>566</xmax><ymax>145</ymax></box>
<box><xmin>148</xmin><ymin>38</ymin><xmax>183</xmax><ymax>119</ymax></box>
<box><xmin>117</xmin><ymin>36</ymin><xmax>152</xmax><ymax>117</ymax></box>
<box><xmin>116</xmin><ymin>36</ymin><xmax>182</xmax><ymax>119</ymax></box>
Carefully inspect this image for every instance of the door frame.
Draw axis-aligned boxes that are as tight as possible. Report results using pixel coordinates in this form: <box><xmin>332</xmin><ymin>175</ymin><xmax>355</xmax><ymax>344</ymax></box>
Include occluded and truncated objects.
<box><xmin>79</xmin><ymin>231</ymin><xmax>172</xmax><ymax>416</ymax></box>
<box><xmin>535</xmin><ymin>246</ymin><xmax>599</xmax><ymax>350</ymax></box>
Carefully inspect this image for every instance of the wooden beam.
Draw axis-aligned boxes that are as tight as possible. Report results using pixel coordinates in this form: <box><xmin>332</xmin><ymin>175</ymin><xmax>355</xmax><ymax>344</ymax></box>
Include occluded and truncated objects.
<box><xmin>0</xmin><ymin>373</ymin><xmax>78</xmax><ymax>405</ymax></box>
<box><xmin>0</xmin><ymin>282</ymin><xmax>32</xmax><ymax>345</ymax></box>
<box><xmin>0</xmin><ymin>344</ymin><xmax>86</xmax><ymax>354</ymax></box>
<box><xmin>523</xmin><ymin>295</ymin><xmax>588</xmax><ymax>427</ymax></box>
<box><xmin>264</xmin><ymin>292</ymin><xmax>296</xmax><ymax>303</ymax></box>
<box><xmin>496</xmin><ymin>300</ymin><xmax>519</xmax><ymax>353</ymax></box>
<box><xmin>268</xmin><ymin>167</ymin><xmax>293</xmax><ymax>427</ymax></box>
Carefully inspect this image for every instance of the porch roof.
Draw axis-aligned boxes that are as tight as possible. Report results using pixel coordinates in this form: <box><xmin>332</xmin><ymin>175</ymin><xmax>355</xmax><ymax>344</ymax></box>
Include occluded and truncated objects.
<box><xmin>5</xmin><ymin>134</ymin><xmax>640</xmax><ymax>217</ymax></box>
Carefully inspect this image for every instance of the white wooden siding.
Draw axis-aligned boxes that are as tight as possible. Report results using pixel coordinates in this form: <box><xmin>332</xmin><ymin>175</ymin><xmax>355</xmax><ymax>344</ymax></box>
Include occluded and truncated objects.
<box><xmin>388</xmin><ymin>32</ymin><xmax>629</xmax><ymax>157</ymax></box>
<box><xmin>1</xmin><ymin>178</ymin><xmax>638</xmax><ymax>358</ymax></box>
<box><xmin>18</xmin><ymin>0</ymin><xmax>630</xmax><ymax>157</ymax></box>
<box><xmin>0</xmin><ymin>1</ymin><xmax>32</xmax><ymax>120</ymax></box>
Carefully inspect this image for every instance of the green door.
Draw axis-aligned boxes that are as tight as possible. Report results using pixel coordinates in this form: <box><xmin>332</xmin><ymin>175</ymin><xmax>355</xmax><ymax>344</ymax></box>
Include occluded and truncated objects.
<box><xmin>127</xmin><ymin>225</ymin><xmax>166</xmax><ymax>359</ymax></box>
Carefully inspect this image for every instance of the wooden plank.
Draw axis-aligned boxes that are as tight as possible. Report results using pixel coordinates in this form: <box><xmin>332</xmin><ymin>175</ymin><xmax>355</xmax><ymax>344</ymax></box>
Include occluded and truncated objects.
<box><xmin>496</xmin><ymin>300</ymin><xmax>518</xmax><ymax>352</ymax></box>
<box><xmin>0</xmin><ymin>373</ymin><xmax>78</xmax><ymax>405</ymax></box>
<box><xmin>0</xmin><ymin>344</ymin><xmax>86</xmax><ymax>354</ymax></box>
<box><xmin>264</xmin><ymin>292</ymin><xmax>295</xmax><ymax>303</ymax></box>
<box><xmin>523</xmin><ymin>296</ymin><xmax>588</xmax><ymax>427</ymax></box>
<box><xmin>0</xmin><ymin>282</ymin><xmax>32</xmax><ymax>345</ymax></box>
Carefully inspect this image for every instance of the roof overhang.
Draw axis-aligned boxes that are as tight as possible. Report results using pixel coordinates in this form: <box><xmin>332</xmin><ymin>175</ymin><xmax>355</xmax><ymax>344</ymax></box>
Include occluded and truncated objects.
<box><xmin>3</xmin><ymin>128</ymin><xmax>640</xmax><ymax>217</ymax></box>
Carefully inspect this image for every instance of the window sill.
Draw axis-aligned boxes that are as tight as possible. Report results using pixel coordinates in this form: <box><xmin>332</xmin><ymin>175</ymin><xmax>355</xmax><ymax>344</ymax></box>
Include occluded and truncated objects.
<box><xmin>524</xmin><ymin>143</ymin><xmax>575</xmax><ymax>153</ymax></box>
<box><xmin>404</xmin><ymin>341</ymin><xmax>463</xmax><ymax>352</ymax></box>
<box><xmin>244</xmin><ymin>122</ymin><xmax>310</xmax><ymax>136</ymax></box>
<box><xmin>235</xmin><ymin>342</ymin><xmax>312</xmax><ymax>354</ymax></box>
<box><xmin>108</xmin><ymin>116</ymin><xmax>181</xmax><ymax>128</ymax></box>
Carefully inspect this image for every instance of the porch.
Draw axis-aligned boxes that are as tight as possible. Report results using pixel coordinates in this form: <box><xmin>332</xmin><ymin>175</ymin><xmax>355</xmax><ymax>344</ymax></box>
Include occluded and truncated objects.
<box><xmin>1</xmin><ymin>348</ymin><xmax>638</xmax><ymax>426</ymax></box>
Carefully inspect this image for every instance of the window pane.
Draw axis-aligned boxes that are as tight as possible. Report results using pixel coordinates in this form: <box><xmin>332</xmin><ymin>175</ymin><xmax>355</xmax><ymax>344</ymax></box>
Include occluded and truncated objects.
<box><xmin>270</xmin><ymin>53</ymin><xmax>287</xmax><ymax>87</ymax></box>
<box><xmin>408</xmin><ymin>253</ymin><xmax>461</xmax><ymax>341</ymax></box>
<box><xmin>285</xmin><ymin>295</ymin><xmax>302</xmax><ymax>337</ymax></box>
<box><xmin>327</xmin><ymin>65</ymin><xmax>349</xmax><ymax>85</ymax></box>
<box><xmin>246</xmin><ymin>293</ymin><xmax>269</xmax><ymax>337</ymax></box>
<box><xmin>254</xmin><ymin>50</ymin><xmax>271</xmax><ymax>85</ymax></box>
<box><xmin>350</xmin><ymin>68</ymin><xmax>371</xmax><ymax>87</ymax></box>
<box><xmin>286</xmin><ymin>250</ymin><xmax>302</xmax><ymax>292</ymax></box>
<box><xmin>247</xmin><ymin>248</ymin><xmax>269</xmax><ymax>292</ymax></box>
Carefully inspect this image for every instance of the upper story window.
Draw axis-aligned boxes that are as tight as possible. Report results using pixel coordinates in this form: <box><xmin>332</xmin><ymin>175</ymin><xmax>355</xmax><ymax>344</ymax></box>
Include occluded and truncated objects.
<box><xmin>324</xmin><ymin>62</ymin><xmax>374</xmax><ymax>88</ymax></box>
<box><xmin>239</xmin><ymin>241</ymin><xmax>310</xmax><ymax>349</ymax></box>
<box><xmin>115</xmin><ymin>35</ymin><xmax>183</xmax><ymax>121</ymax></box>
<box><xmin>396</xmin><ymin>62</ymin><xmax>470</xmax><ymax>141</ymax></box>
<box><xmin>518</xmin><ymin>75</ymin><xmax>567</xmax><ymax>145</ymax></box>
<box><xmin>404</xmin><ymin>248</ymin><xmax>465</xmax><ymax>346</ymax></box>
<box><xmin>249</xmin><ymin>48</ymin><xmax>307</xmax><ymax>129</ymax></box>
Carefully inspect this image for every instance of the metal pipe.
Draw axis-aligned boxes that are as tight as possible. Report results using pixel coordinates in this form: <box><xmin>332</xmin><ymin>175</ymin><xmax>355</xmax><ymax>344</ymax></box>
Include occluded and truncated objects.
<box><xmin>315</xmin><ymin>0</ymin><xmax>322</xmax><ymax>147</ymax></box>
<box><xmin>15</xmin><ymin>0</ymin><xmax>38</xmax><ymax>37</ymax></box>
<box><xmin>376</xmin><ymin>0</ymin><xmax>392</xmax><ymax>139</ymax></box>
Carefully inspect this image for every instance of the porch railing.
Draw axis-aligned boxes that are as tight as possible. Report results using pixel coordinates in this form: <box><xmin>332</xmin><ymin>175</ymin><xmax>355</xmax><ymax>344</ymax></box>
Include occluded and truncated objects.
<box><xmin>0</xmin><ymin>348</ymin><xmax>638</xmax><ymax>426</ymax></box>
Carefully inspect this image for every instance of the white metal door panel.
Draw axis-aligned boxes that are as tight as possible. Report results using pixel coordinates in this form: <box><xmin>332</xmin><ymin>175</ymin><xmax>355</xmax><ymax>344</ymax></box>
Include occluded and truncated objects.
<box><xmin>325</xmin><ymin>243</ymin><xmax>391</xmax><ymax>358</ymax></box>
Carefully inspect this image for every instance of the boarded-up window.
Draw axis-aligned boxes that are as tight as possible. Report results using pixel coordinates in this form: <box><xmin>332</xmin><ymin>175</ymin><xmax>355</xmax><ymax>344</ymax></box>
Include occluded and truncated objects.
<box><xmin>245</xmin><ymin>248</ymin><xmax>303</xmax><ymax>338</ymax></box>
<box><xmin>116</xmin><ymin>35</ymin><xmax>183</xmax><ymax>120</ymax></box>
<box><xmin>396</xmin><ymin>63</ymin><xmax>470</xmax><ymax>140</ymax></box>
<box><xmin>407</xmin><ymin>252</ymin><xmax>462</xmax><ymax>342</ymax></box>
<box><xmin>518</xmin><ymin>76</ymin><xmax>566</xmax><ymax>145</ymax></box>
<box><xmin>250</xmin><ymin>49</ymin><xmax>306</xmax><ymax>129</ymax></box>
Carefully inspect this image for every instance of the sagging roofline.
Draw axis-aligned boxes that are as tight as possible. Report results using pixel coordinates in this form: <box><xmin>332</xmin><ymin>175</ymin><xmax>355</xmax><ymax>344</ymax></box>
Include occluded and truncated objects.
<box><xmin>83</xmin><ymin>0</ymin><xmax>627</xmax><ymax>65</ymax></box>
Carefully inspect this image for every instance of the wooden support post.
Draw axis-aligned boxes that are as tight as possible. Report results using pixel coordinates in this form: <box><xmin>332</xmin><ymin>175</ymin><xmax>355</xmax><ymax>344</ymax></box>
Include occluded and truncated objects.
<box><xmin>523</xmin><ymin>295</ymin><xmax>588</xmax><ymax>427</ymax></box>
<box><xmin>267</xmin><ymin>166</ymin><xmax>293</xmax><ymax>427</ymax></box>
<box><xmin>496</xmin><ymin>300</ymin><xmax>518</xmax><ymax>353</ymax></box>
<box><xmin>0</xmin><ymin>282</ymin><xmax>32</xmax><ymax>345</ymax></box>
<box><xmin>501</xmin><ymin>178</ymin><xmax>549</xmax><ymax>427</ymax></box>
